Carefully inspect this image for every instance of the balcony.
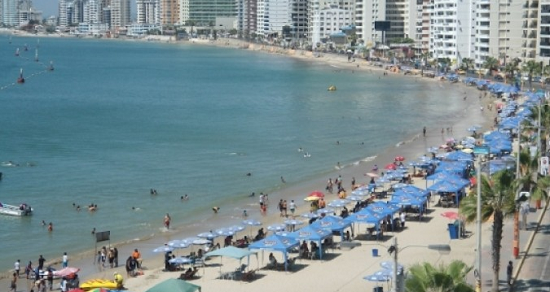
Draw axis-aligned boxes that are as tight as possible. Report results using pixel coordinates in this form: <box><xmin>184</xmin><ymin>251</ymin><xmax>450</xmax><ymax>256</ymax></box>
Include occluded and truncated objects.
<box><xmin>530</xmin><ymin>21</ymin><xmax>538</xmax><ymax>28</ymax></box>
<box><xmin>529</xmin><ymin>31</ymin><xmax>537</xmax><ymax>38</ymax></box>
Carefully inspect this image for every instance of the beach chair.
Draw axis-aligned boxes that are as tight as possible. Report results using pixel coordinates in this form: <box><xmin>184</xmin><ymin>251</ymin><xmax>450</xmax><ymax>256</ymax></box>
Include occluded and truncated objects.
<box><xmin>192</xmin><ymin>257</ymin><xmax>205</xmax><ymax>268</ymax></box>
<box><xmin>241</xmin><ymin>269</ymin><xmax>256</xmax><ymax>281</ymax></box>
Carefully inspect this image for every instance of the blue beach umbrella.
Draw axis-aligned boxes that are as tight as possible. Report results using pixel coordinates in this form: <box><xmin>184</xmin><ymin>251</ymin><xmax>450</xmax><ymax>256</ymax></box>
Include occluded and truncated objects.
<box><xmin>380</xmin><ymin>260</ymin><xmax>404</xmax><ymax>271</ymax></box>
<box><xmin>197</xmin><ymin>231</ymin><xmax>219</xmax><ymax>239</ymax></box>
<box><xmin>214</xmin><ymin>228</ymin><xmax>235</xmax><ymax>237</ymax></box>
<box><xmin>153</xmin><ymin>245</ymin><xmax>174</xmax><ymax>253</ymax></box>
<box><xmin>167</xmin><ymin>240</ymin><xmax>190</xmax><ymax>249</ymax></box>
<box><xmin>317</xmin><ymin>207</ymin><xmax>335</xmax><ymax>215</ymax></box>
<box><xmin>242</xmin><ymin>219</ymin><xmax>262</xmax><ymax>226</ymax></box>
<box><xmin>180</xmin><ymin>237</ymin><xmax>200</xmax><ymax>246</ymax></box>
<box><xmin>267</xmin><ymin>223</ymin><xmax>286</xmax><ymax>232</ymax></box>
<box><xmin>168</xmin><ymin>256</ymin><xmax>192</xmax><ymax>265</ymax></box>
<box><xmin>301</xmin><ymin>212</ymin><xmax>319</xmax><ymax>219</ymax></box>
<box><xmin>328</xmin><ymin>199</ymin><xmax>349</xmax><ymax>208</ymax></box>
<box><xmin>284</xmin><ymin>219</ymin><xmax>304</xmax><ymax>226</ymax></box>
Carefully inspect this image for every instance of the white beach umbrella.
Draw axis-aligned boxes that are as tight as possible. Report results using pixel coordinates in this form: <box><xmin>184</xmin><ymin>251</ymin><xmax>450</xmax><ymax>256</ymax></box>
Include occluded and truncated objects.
<box><xmin>153</xmin><ymin>245</ymin><xmax>174</xmax><ymax>253</ymax></box>
<box><xmin>301</xmin><ymin>212</ymin><xmax>319</xmax><ymax>219</ymax></box>
<box><xmin>197</xmin><ymin>231</ymin><xmax>219</xmax><ymax>239</ymax></box>
<box><xmin>284</xmin><ymin>219</ymin><xmax>304</xmax><ymax>226</ymax></box>
<box><xmin>267</xmin><ymin>223</ymin><xmax>286</xmax><ymax>232</ymax></box>
<box><xmin>168</xmin><ymin>257</ymin><xmax>193</xmax><ymax>265</ymax></box>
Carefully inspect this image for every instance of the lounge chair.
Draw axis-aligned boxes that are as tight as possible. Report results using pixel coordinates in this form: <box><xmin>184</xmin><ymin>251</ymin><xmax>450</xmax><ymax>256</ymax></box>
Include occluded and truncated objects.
<box><xmin>179</xmin><ymin>268</ymin><xmax>199</xmax><ymax>280</ymax></box>
<box><xmin>241</xmin><ymin>269</ymin><xmax>256</xmax><ymax>281</ymax></box>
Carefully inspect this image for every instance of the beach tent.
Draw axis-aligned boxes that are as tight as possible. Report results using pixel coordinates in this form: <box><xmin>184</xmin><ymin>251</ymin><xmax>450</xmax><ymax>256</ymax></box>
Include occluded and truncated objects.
<box><xmin>427</xmin><ymin>181</ymin><xmax>466</xmax><ymax>206</ymax></box>
<box><xmin>367</xmin><ymin>202</ymin><xmax>400</xmax><ymax>218</ymax></box>
<box><xmin>145</xmin><ymin>278</ymin><xmax>201</xmax><ymax>292</ymax></box>
<box><xmin>286</xmin><ymin>225</ymin><xmax>333</xmax><ymax>259</ymax></box>
<box><xmin>345</xmin><ymin>210</ymin><xmax>385</xmax><ymax>239</ymax></box>
<box><xmin>311</xmin><ymin>215</ymin><xmax>352</xmax><ymax>240</ymax></box>
<box><xmin>205</xmin><ymin>246</ymin><xmax>258</xmax><ymax>275</ymax></box>
<box><xmin>443</xmin><ymin>151</ymin><xmax>473</xmax><ymax>162</ymax></box>
<box><xmin>396</xmin><ymin>185</ymin><xmax>429</xmax><ymax>197</ymax></box>
<box><xmin>390</xmin><ymin>194</ymin><xmax>426</xmax><ymax>211</ymax></box>
<box><xmin>248</xmin><ymin>234</ymin><xmax>299</xmax><ymax>271</ymax></box>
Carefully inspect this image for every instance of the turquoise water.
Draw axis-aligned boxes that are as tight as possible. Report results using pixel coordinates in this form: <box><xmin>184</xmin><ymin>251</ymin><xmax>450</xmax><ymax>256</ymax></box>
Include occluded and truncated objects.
<box><xmin>0</xmin><ymin>36</ymin><xmax>467</xmax><ymax>271</ymax></box>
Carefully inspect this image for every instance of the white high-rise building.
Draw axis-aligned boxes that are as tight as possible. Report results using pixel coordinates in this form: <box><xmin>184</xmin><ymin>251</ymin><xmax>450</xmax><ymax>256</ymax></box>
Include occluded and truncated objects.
<box><xmin>83</xmin><ymin>0</ymin><xmax>101</xmax><ymax>23</ymax></box>
<box><xmin>311</xmin><ymin>4</ymin><xmax>353</xmax><ymax>45</ymax></box>
<box><xmin>429</xmin><ymin>0</ymin><xmax>475</xmax><ymax>66</ymax></box>
<box><xmin>137</xmin><ymin>0</ymin><xmax>160</xmax><ymax>24</ymax></box>
<box><xmin>356</xmin><ymin>0</ymin><xmax>386</xmax><ymax>46</ymax></box>
<box><xmin>2</xmin><ymin>0</ymin><xmax>19</xmax><ymax>26</ymax></box>
<box><xmin>540</xmin><ymin>0</ymin><xmax>550</xmax><ymax>61</ymax></box>
<box><xmin>473</xmin><ymin>0</ymin><xmax>524</xmax><ymax>68</ymax></box>
<box><xmin>256</xmin><ymin>0</ymin><xmax>290</xmax><ymax>37</ymax></box>
<box><xmin>110</xmin><ymin>0</ymin><xmax>130</xmax><ymax>29</ymax></box>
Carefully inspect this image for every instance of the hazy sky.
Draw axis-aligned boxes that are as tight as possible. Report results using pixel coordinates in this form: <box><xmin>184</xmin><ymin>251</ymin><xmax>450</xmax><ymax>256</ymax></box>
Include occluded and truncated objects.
<box><xmin>33</xmin><ymin>0</ymin><xmax>137</xmax><ymax>20</ymax></box>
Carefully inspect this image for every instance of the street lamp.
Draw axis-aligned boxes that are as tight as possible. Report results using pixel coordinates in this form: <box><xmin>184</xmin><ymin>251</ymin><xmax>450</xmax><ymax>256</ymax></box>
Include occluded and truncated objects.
<box><xmin>387</xmin><ymin>237</ymin><xmax>451</xmax><ymax>292</ymax></box>
<box><xmin>473</xmin><ymin>145</ymin><xmax>490</xmax><ymax>292</ymax></box>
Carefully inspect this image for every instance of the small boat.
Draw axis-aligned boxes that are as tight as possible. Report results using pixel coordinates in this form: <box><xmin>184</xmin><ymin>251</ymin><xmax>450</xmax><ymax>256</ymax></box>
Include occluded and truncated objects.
<box><xmin>0</xmin><ymin>203</ymin><xmax>33</xmax><ymax>216</ymax></box>
<box><xmin>327</xmin><ymin>85</ymin><xmax>337</xmax><ymax>91</ymax></box>
<box><xmin>80</xmin><ymin>279</ymin><xmax>119</xmax><ymax>290</ymax></box>
<box><xmin>17</xmin><ymin>68</ymin><xmax>25</xmax><ymax>83</ymax></box>
<box><xmin>15</xmin><ymin>48</ymin><xmax>19</xmax><ymax>56</ymax></box>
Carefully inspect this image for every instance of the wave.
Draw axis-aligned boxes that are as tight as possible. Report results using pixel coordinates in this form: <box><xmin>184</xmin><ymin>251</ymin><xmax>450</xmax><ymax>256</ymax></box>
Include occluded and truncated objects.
<box><xmin>226</xmin><ymin>152</ymin><xmax>246</xmax><ymax>156</ymax></box>
<box><xmin>361</xmin><ymin>156</ymin><xmax>377</xmax><ymax>162</ymax></box>
<box><xmin>396</xmin><ymin>134</ymin><xmax>420</xmax><ymax>147</ymax></box>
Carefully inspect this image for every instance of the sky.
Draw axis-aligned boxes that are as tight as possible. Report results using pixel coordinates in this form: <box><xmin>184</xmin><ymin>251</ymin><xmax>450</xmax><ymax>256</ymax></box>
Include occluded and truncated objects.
<box><xmin>33</xmin><ymin>0</ymin><xmax>137</xmax><ymax>20</ymax></box>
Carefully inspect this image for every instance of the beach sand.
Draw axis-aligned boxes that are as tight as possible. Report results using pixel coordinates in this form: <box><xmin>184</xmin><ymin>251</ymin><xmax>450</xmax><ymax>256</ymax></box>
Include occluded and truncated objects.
<box><xmin>3</xmin><ymin>36</ymin><xmax>499</xmax><ymax>292</ymax></box>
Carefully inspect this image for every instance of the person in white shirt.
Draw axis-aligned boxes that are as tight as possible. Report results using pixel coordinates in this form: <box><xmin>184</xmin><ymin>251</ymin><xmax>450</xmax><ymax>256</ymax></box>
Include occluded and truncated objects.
<box><xmin>289</xmin><ymin>200</ymin><xmax>296</xmax><ymax>215</ymax></box>
<box><xmin>14</xmin><ymin>260</ymin><xmax>20</xmax><ymax>278</ymax></box>
<box><xmin>400</xmin><ymin>212</ymin><xmax>406</xmax><ymax>228</ymax></box>
<box><xmin>62</xmin><ymin>252</ymin><xmax>68</xmax><ymax>268</ymax></box>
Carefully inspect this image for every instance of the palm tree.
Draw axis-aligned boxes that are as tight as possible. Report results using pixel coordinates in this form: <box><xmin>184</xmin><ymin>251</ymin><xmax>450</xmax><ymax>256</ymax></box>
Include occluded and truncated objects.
<box><xmin>461</xmin><ymin>58</ymin><xmax>474</xmax><ymax>72</ymax></box>
<box><xmin>522</xmin><ymin>60</ymin><xmax>542</xmax><ymax>86</ymax></box>
<box><xmin>459</xmin><ymin>170</ymin><xmax>517</xmax><ymax>292</ymax></box>
<box><xmin>517</xmin><ymin>144</ymin><xmax>550</xmax><ymax>209</ymax></box>
<box><xmin>483</xmin><ymin>56</ymin><xmax>499</xmax><ymax>73</ymax></box>
<box><xmin>405</xmin><ymin>260</ymin><xmax>475</xmax><ymax>292</ymax></box>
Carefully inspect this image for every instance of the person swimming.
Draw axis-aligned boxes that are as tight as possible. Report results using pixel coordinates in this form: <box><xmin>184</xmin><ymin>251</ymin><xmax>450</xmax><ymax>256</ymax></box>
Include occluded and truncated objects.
<box><xmin>212</xmin><ymin>207</ymin><xmax>220</xmax><ymax>214</ymax></box>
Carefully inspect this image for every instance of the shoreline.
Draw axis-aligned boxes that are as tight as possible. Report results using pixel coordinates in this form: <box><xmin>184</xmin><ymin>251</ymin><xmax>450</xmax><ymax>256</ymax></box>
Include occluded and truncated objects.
<box><xmin>1</xmin><ymin>35</ymin><xmax>497</xmax><ymax>291</ymax></box>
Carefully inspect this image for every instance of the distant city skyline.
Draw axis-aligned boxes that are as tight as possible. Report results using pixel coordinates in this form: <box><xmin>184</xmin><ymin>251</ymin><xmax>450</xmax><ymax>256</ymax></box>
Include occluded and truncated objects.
<box><xmin>32</xmin><ymin>0</ymin><xmax>136</xmax><ymax>19</ymax></box>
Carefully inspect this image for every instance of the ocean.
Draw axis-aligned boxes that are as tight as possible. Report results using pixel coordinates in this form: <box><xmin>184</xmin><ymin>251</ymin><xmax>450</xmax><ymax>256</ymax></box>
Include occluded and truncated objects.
<box><xmin>0</xmin><ymin>36</ymin><xmax>471</xmax><ymax>272</ymax></box>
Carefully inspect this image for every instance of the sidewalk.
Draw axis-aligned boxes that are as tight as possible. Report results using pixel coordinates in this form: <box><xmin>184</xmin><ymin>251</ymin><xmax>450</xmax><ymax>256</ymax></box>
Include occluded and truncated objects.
<box><xmin>475</xmin><ymin>199</ymin><xmax>548</xmax><ymax>292</ymax></box>
<box><xmin>475</xmin><ymin>197</ymin><xmax>550</xmax><ymax>292</ymax></box>
<box><xmin>512</xmin><ymin>199</ymin><xmax>550</xmax><ymax>292</ymax></box>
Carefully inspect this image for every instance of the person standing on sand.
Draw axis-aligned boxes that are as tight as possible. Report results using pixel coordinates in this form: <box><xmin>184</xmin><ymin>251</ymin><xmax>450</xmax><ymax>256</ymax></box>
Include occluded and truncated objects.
<box><xmin>114</xmin><ymin>247</ymin><xmax>119</xmax><ymax>267</ymax></box>
<box><xmin>38</xmin><ymin>255</ymin><xmax>46</xmax><ymax>270</ymax></box>
<box><xmin>289</xmin><ymin>200</ymin><xmax>296</xmax><ymax>216</ymax></box>
<box><xmin>423</xmin><ymin>126</ymin><xmax>426</xmax><ymax>137</ymax></box>
<box><xmin>14</xmin><ymin>260</ymin><xmax>20</xmax><ymax>278</ymax></box>
<box><xmin>164</xmin><ymin>213</ymin><xmax>171</xmax><ymax>229</ymax></box>
<box><xmin>62</xmin><ymin>252</ymin><xmax>68</xmax><ymax>268</ymax></box>
<box><xmin>9</xmin><ymin>272</ymin><xmax>16</xmax><ymax>292</ymax></box>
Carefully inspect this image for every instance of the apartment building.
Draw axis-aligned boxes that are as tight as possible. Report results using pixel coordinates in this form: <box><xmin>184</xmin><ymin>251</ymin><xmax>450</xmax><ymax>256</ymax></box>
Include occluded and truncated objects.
<box><xmin>110</xmin><ymin>0</ymin><xmax>131</xmax><ymax>28</ymax></box>
<box><xmin>137</xmin><ymin>0</ymin><xmax>160</xmax><ymax>24</ymax></box>
<box><xmin>429</xmin><ymin>0</ymin><xmax>475</xmax><ymax>65</ymax></box>
<box><xmin>541</xmin><ymin>0</ymin><xmax>550</xmax><ymax>60</ymax></box>
<box><xmin>356</xmin><ymin>0</ymin><xmax>386</xmax><ymax>46</ymax></box>
<box><xmin>256</xmin><ymin>0</ymin><xmax>290</xmax><ymax>37</ymax></box>
<box><xmin>311</xmin><ymin>4</ymin><xmax>353</xmax><ymax>44</ymax></box>
<box><xmin>236</xmin><ymin>0</ymin><xmax>257</xmax><ymax>36</ymax></box>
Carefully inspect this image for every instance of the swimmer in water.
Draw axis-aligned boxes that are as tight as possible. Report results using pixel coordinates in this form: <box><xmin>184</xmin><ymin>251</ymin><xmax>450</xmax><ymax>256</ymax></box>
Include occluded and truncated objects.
<box><xmin>246</xmin><ymin>173</ymin><xmax>252</xmax><ymax>176</ymax></box>
<box><xmin>212</xmin><ymin>207</ymin><xmax>220</xmax><ymax>214</ymax></box>
<box><xmin>91</xmin><ymin>227</ymin><xmax>96</xmax><ymax>235</ymax></box>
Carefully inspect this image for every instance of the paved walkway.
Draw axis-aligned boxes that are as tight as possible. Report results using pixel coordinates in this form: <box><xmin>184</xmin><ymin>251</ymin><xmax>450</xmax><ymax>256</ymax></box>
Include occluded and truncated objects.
<box><xmin>473</xmin><ymin>198</ymin><xmax>549</xmax><ymax>292</ymax></box>
<box><xmin>512</xmin><ymin>200</ymin><xmax>550</xmax><ymax>292</ymax></box>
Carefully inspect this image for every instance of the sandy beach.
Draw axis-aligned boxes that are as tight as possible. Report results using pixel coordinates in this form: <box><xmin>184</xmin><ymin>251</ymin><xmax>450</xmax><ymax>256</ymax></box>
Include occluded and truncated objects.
<box><xmin>2</xmin><ymin>35</ymin><xmax>501</xmax><ymax>292</ymax></box>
